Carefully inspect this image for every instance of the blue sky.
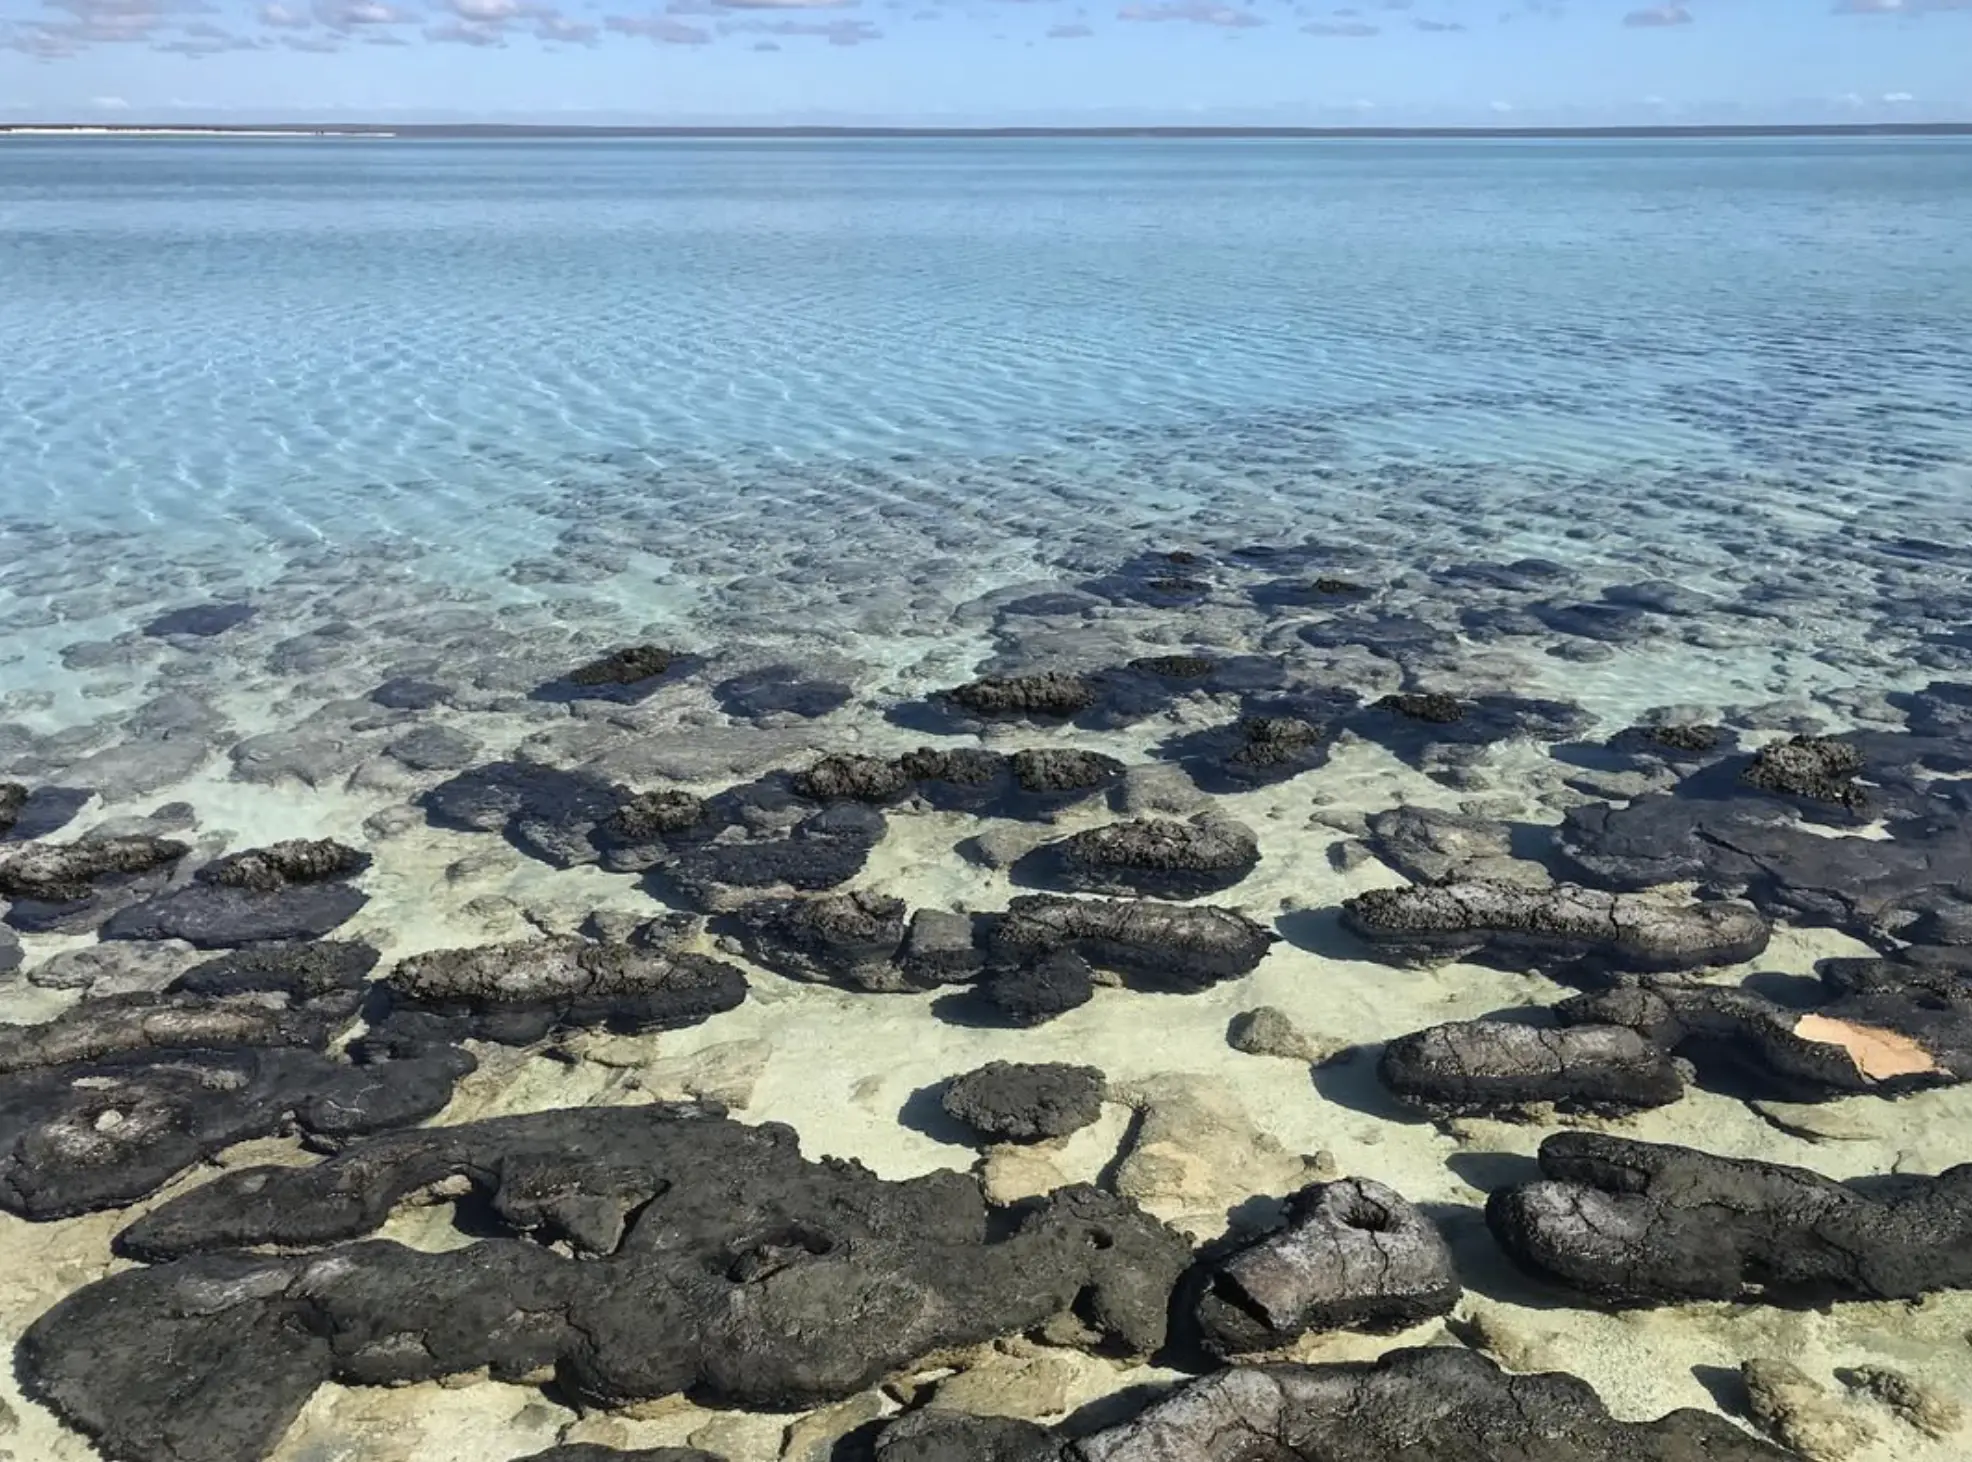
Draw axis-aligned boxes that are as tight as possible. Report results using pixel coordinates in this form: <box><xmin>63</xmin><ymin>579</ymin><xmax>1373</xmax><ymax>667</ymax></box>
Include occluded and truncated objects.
<box><xmin>1</xmin><ymin>0</ymin><xmax>1966</xmax><ymax>123</ymax></box>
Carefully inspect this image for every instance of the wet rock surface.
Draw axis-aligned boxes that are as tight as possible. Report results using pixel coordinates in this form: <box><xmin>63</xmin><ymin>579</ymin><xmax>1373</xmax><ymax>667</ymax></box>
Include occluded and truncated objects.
<box><xmin>1193</xmin><ymin>1178</ymin><xmax>1460</xmax><ymax>1355</ymax></box>
<box><xmin>103</xmin><ymin>838</ymin><xmax>371</xmax><ymax>948</ymax></box>
<box><xmin>1342</xmin><ymin>879</ymin><xmax>1770</xmax><ymax>976</ymax></box>
<box><xmin>142</xmin><ymin>602</ymin><xmax>255</xmax><ymax>638</ymax></box>
<box><xmin>380</xmin><ymin>936</ymin><xmax>748</xmax><ymax>1045</ymax></box>
<box><xmin>1559</xmin><ymin>954</ymin><xmax>1972</xmax><ymax>1098</ymax></box>
<box><xmin>1489</xmin><ymin>1132</ymin><xmax>1972</xmax><ymax>1305</ymax></box>
<box><xmin>941</xmin><ymin>1061</ymin><xmax>1107</xmax><ymax>1142</ymax></box>
<box><xmin>988</xmin><ymin>895</ymin><xmax>1276</xmax><ymax>992</ymax></box>
<box><xmin>1069</xmin><ymin>1346</ymin><xmax>1793</xmax><ymax>1461</ymax></box>
<box><xmin>0</xmin><ymin>834</ymin><xmax>191</xmax><ymax>935</ymax></box>
<box><xmin>31</xmin><ymin>1105</ymin><xmax>1191</xmax><ymax>1462</ymax></box>
<box><xmin>1742</xmin><ymin>734</ymin><xmax>1868</xmax><ymax>812</ymax></box>
<box><xmin>1378</xmin><ymin>1019</ymin><xmax>1686</xmax><ymax>1117</ymax></box>
<box><xmin>725</xmin><ymin>891</ymin><xmax>913</xmax><ymax>992</ymax></box>
<box><xmin>0</xmin><ymin>781</ymin><xmax>25</xmax><ymax>836</ymax></box>
<box><xmin>1018</xmin><ymin>816</ymin><xmax>1260</xmax><ymax>899</ymax></box>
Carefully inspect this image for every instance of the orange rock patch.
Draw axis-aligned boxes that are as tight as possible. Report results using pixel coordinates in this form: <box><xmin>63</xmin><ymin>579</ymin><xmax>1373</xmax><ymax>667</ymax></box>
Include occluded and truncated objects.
<box><xmin>1793</xmin><ymin>1015</ymin><xmax>1938</xmax><ymax>1081</ymax></box>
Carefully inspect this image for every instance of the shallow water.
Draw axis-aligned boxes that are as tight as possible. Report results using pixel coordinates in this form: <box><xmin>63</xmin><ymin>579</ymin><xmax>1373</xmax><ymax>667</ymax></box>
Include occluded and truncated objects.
<box><xmin>5</xmin><ymin>136</ymin><xmax>1972</xmax><ymax>1462</ymax></box>
<box><xmin>4</xmin><ymin>137</ymin><xmax>1972</xmax><ymax>707</ymax></box>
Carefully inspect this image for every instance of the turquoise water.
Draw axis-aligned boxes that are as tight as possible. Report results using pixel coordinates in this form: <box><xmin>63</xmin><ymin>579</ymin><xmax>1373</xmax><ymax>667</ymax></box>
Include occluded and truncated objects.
<box><xmin>3</xmin><ymin>138</ymin><xmax>1972</xmax><ymax>741</ymax></box>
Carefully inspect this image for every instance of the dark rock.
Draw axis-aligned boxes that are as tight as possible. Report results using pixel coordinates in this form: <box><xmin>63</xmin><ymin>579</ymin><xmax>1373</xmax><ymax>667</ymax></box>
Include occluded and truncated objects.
<box><xmin>948</xmin><ymin>673</ymin><xmax>1098</xmax><ymax>720</ymax></box>
<box><xmin>142</xmin><ymin>602</ymin><xmax>254</xmax><ymax>638</ymax></box>
<box><xmin>725</xmin><ymin>891</ymin><xmax>912</xmax><ymax>992</ymax></box>
<box><xmin>1360</xmin><ymin>806</ymin><xmax>1535</xmax><ymax>887</ymax></box>
<box><xmin>1559</xmin><ymin>955</ymin><xmax>1972</xmax><ymax>1097</ymax></box>
<box><xmin>793</xmin><ymin>754</ymin><xmax>914</xmax><ymax>803</ymax></box>
<box><xmin>1162</xmin><ymin>696</ymin><xmax>1355</xmax><ymax>791</ymax></box>
<box><xmin>1007</xmin><ymin>748</ymin><xmax>1124</xmax><ymax>796</ymax></box>
<box><xmin>1128</xmin><ymin>654</ymin><xmax>1217</xmax><ymax>679</ymax></box>
<box><xmin>1373</xmin><ymin>691</ymin><xmax>1464</xmax><ymax>725</ymax></box>
<box><xmin>0</xmin><ymin>781</ymin><xmax>24</xmax><ymax>836</ymax></box>
<box><xmin>1070</xmin><ymin>1346</ymin><xmax>1793</xmax><ymax>1461</ymax></box>
<box><xmin>981</xmin><ymin>950</ymin><xmax>1095</xmax><ymax>1026</ymax></box>
<box><xmin>715</xmin><ymin>665</ymin><xmax>853</xmax><ymax>722</ymax></box>
<box><xmin>368</xmin><ymin>677</ymin><xmax>453</xmax><ymax>711</ymax></box>
<box><xmin>1742</xmin><ymin>734</ymin><xmax>1867</xmax><ymax>811</ymax></box>
<box><xmin>170</xmin><ymin>940</ymin><xmax>380</xmax><ymax>1002</ymax></box>
<box><xmin>941</xmin><ymin>1061</ymin><xmax>1106</xmax><ymax>1142</ymax></box>
<box><xmin>897</xmin><ymin>908</ymin><xmax>987</xmax><ymax>986</ymax></box>
<box><xmin>874</xmin><ymin>1412</ymin><xmax>1059</xmax><ymax>1462</ymax></box>
<box><xmin>569</xmin><ymin>645</ymin><xmax>678</xmax><ymax>686</ymax></box>
<box><xmin>0</xmin><ymin>989</ymin><xmax>354</xmax><ymax>1076</ymax></box>
<box><xmin>1312</xmin><ymin>576</ymin><xmax>1367</xmax><ymax>595</ymax></box>
<box><xmin>1193</xmin><ymin>1179</ymin><xmax>1460</xmax><ymax>1355</ymax></box>
<box><xmin>1377</xmin><ymin>1019</ymin><xmax>1686</xmax><ymax>1117</ymax></box>
<box><xmin>1023</xmin><ymin>816</ymin><xmax>1260</xmax><ymax>900</ymax></box>
<box><xmin>660</xmin><ymin>801</ymin><xmax>886</xmax><ymax>912</ymax></box>
<box><xmin>991</xmin><ymin>894</ymin><xmax>1276</xmax><ymax>991</ymax></box>
<box><xmin>0</xmin><ymin>834</ymin><xmax>190</xmax><ymax>935</ymax></box>
<box><xmin>382</xmin><ymin>937</ymin><xmax>747</xmax><ymax>1044</ymax></box>
<box><xmin>1226</xmin><ymin>716</ymin><xmax>1324</xmax><ymax>770</ymax></box>
<box><xmin>1489</xmin><ymin>1131</ymin><xmax>1972</xmax><ymax>1306</ymax></box>
<box><xmin>1618</xmin><ymin>722</ymin><xmax>1728</xmax><ymax>757</ymax></box>
<box><xmin>36</xmin><ymin>1106</ymin><xmax>1191</xmax><ymax>1462</ymax></box>
<box><xmin>0</xmin><ymin>1044</ymin><xmax>468</xmax><ymax>1221</ymax></box>
<box><xmin>198</xmin><ymin>838</ymin><xmax>369</xmax><ymax>892</ymax></box>
<box><xmin>0</xmin><ymin>925</ymin><xmax>18</xmax><ymax>975</ymax></box>
<box><xmin>0</xmin><ymin>783</ymin><xmax>90</xmax><ymax>842</ymax></box>
<box><xmin>1530</xmin><ymin>600</ymin><xmax>1655</xmax><ymax>643</ymax></box>
<box><xmin>103</xmin><ymin>880</ymin><xmax>369</xmax><ymax>948</ymax></box>
<box><xmin>1341</xmin><ymin>880</ymin><xmax>1770</xmax><ymax>976</ymax></box>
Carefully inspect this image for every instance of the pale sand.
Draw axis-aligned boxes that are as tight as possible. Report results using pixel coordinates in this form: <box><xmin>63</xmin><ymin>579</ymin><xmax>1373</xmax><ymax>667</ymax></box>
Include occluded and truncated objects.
<box><xmin>3</xmin><ymin>731</ymin><xmax>1970</xmax><ymax>1462</ymax></box>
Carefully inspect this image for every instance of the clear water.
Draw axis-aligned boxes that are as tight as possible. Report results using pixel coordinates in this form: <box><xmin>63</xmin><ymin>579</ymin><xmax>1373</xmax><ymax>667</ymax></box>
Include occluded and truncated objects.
<box><xmin>3</xmin><ymin>137</ymin><xmax>1972</xmax><ymax>739</ymax></box>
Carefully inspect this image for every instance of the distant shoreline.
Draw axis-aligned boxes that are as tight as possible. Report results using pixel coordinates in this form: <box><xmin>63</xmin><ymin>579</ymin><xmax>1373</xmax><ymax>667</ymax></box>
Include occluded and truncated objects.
<box><xmin>1</xmin><ymin>122</ymin><xmax>1969</xmax><ymax>140</ymax></box>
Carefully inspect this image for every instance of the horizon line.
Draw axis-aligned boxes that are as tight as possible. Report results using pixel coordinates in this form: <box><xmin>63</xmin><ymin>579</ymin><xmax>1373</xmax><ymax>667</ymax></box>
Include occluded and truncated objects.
<box><xmin>3</xmin><ymin>121</ymin><xmax>1971</xmax><ymax>140</ymax></box>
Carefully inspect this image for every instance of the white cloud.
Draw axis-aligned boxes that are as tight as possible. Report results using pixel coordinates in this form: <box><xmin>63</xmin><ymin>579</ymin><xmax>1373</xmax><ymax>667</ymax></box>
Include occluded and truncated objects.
<box><xmin>90</xmin><ymin>93</ymin><xmax>129</xmax><ymax>106</ymax></box>
<box><xmin>1883</xmin><ymin>90</ymin><xmax>1915</xmax><ymax>102</ymax></box>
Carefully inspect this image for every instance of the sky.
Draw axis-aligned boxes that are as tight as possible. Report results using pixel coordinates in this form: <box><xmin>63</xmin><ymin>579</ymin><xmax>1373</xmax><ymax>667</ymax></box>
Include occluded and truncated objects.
<box><xmin>0</xmin><ymin>0</ymin><xmax>1966</xmax><ymax>125</ymax></box>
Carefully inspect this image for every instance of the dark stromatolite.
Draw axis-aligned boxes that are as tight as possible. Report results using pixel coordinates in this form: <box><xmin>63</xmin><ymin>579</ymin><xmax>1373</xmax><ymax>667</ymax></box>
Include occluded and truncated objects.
<box><xmin>0</xmin><ymin>781</ymin><xmax>24</xmax><ymax>836</ymax></box>
<box><xmin>1069</xmin><ymin>1347</ymin><xmax>1792</xmax><ymax>1461</ymax></box>
<box><xmin>197</xmin><ymin>838</ymin><xmax>369</xmax><ymax>892</ymax></box>
<box><xmin>1488</xmin><ymin>1131</ymin><xmax>1972</xmax><ymax>1305</ymax></box>
<box><xmin>1377</xmin><ymin>1019</ymin><xmax>1686</xmax><ymax>1117</ymax></box>
<box><xmin>568</xmin><ymin>645</ymin><xmax>678</xmax><ymax>685</ymax></box>
<box><xmin>1193</xmin><ymin>1178</ymin><xmax>1460</xmax><ymax>1356</ymax></box>
<box><xmin>1558</xmin><ymin>953</ymin><xmax>1972</xmax><ymax>1097</ymax></box>
<box><xmin>725</xmin><ymin>890</ymin><xmax>913</xmax><ymax>991</ymax></box>
<box><xmin>1020</xmin><ymin>816</ymin><xmax>1261</xmax><ymax>900</ymax></box>
<box><xmin>1341</xmin><ymin>879</ymin><xmax>1770</xmax><ymax>975</ymax></box>
<box><xmin>989</xmin><ymin>894</ymin><xmax>1276</xmax><ymax>991</ymax></box>
<box><xmin>941</xmin><ymin>1060</ymin><xmax>1106</xmax><ymax>1142</ymax></box>
<box><xmin>423</xmin><ymin>760</ymin><xmax>624</xmax><ymax>868</ymax></box>
<box><xmin>34</xmin><ymin>1105</ymin><xmax>1191</xmax><ymax>1462</ymax></box>
<box><xmin>948</xmin><ymin>672</ymin><xmax>1098</xmax><ymax>719</ymax></box>
<box><xmin>980</xmin><ymin>949</ymin><xmax>1096</xmax><ymax>1026</ymax></box>
<box><xmin>0</xmin><ymin>834</ymin><xmax>189</xmax><ymax>934</ymax></box>
<box><xmin>142</xmin><ymin>602</ymin><xmax>255</xmax><ymax>638</ymax></box>
<box><xmin>103</xmin><ymin>858</ymin><xmax>370</xmax><ymax>947</ymax></box>
<box><xmin>793</xmin><ymin>748</ymin><xmax>1124</xmax><ymax>814</ymax></box>
<box><xmin>1741</xmin><ymin>734</ymin><xmax>1867</xmax><ymax>811</ymax></box>
<box><xmin>659</xmin><ymin>800</ymin><xmax>886</xmax><ymax>912</ymax></box>
<box><xmin>1373</xmin><ymin>691</ymin><xmax>1464</xmax><ymax>724</ymax></box>
<box><xmin>381</xmin><ymin>936</ymin><xmax>747</xmax><ymax>1044</ymax></box>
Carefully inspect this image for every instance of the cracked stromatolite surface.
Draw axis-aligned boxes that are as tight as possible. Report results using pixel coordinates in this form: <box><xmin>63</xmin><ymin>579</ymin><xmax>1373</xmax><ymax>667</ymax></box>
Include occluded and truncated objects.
<box><xmin>1488</xmin><ymin>1131</ymin><xmax>1972</xmax><ymax>1305</ymax></box>
<box><xmin>988</xmin><ymin>894</ymin><xmax>1276</xmax><ymax>992</ymax></box>
<box><xmin>1341</xmin><ymin>879</ymin><xmax>1770</xmax><ymax>976</ymax></box>
<box><xmin>1068</xmin><ymin>1346</ymin><xmax>1793</xmax><ymax>1461</ymax></box>
<box><xmin>1193</xmin><ymin>1178</ymin><xmax>1460</xmax><ymax>1355</ymax></box>
<box><xmin>29</xmin><ymin>1105</ymin><xmax>1191</xmax><ymax>1462</ymax></box>
<box><xmin>1377</xmin><ymin>1019</ymin><xmax>1686</xmax><ymax>1117</ymax></box>
<box><xmin>0</xmin><ymin>833</ymin><xmax>190</xmax><ymax>935</ymax></box>
<box><xmin>941</xmin><ymin>1060</ymin><xmax>1107</xmax><ymax>1142</ymax></box>
<box><xmin>380</xmin><ymin>936</ymin><xmax>747</xmax><ymax>1045</ymax></box>
<box><xmin>1019</xmin><ymin>816</ymin><xmax>1260</xmax><ymax>900</ymax></box>
<box><xmin>723</xmin><ymin>890</ymin><xmax>915</xmax><ymax>992</ymax></box>
<box><xmin>101</xmin><ymin>837</ymin><xmax>372</xmax><ymax>948</ymax></box>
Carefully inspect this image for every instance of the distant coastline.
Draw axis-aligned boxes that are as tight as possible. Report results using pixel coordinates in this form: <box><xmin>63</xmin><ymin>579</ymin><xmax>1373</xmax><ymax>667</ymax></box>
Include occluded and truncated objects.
<box><xmin>1</xmin><ymin>121</ymin><xmax>1969</xmax><ymax>140</ymax></box>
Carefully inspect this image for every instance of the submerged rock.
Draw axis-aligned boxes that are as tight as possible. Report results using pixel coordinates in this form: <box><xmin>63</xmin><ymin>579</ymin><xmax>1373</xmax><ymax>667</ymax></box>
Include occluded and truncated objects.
<box><xmin>1361</xmin><ymin>806</ymin><xmax>1547</xmax><ymax>888</ymax></box>
<box><xmin>1070</xmin><ymin>1346</ymin><xmax>1791</xmax><ymax>1461</ymax></box>
<box><xmin>382</xmin><ymin>937</ymin><xmax>747</xmax><ymax>1045</ymax></box>
<box><xmin>660</xmin><ymin>801</ymin><xmax>886</xmax><ymax>912</ymax></box>
<box><xmin>715</xmin><ymin>664</ymin><xmax>852</xmax><ymax>723</ymax></box>
<box><xmin>143</xmin><ymin>602</ymin><xmax>255</xmax><ymax>638</ymax></box>
<box><xmin>941</xmin><ymin>1061</ymin><xmax>1106</xmax><ymax>1142</ymax></box>
<box><xmin>0</xmin><ymin>834</ymin><xmax>190</xmax><ymax>935</ymax></box>
<box><xmin>1377</xmin><ymin>1019</ymin><xmax>1686</xmax><ymax>1117</ymax></box>
<box><xmin>1021</xmin><ymin>816</ymin><xmax>1260</xmax><ymax>900</ymax></box>
<box><xmin>990</xmin><ymin>894</ymin><xmax>1275</xmax><ymax>992</ymax></box>
<box><xmin>1193</xmin><ymin>1178</ymin><xmax>1460</xmax><ymax>1356</ymax></box>
<box><xmin>1373</xmin><ymin>691</ymin><xmax>1464</xmax><ymax>725</ymax></box>
<box><xmin>725</xmin><ymin>891</ymin><xmax>912</xmax><ymax>992</ymax></box>
<box><xmin>423</xmin><ymin>760</ymin><xmax>623</xmax><ymax>869</ymax></box>
<box><xmin>793</xmin><ymin>753</ymin><xmax>914</xmax><ymax>803</ymax></box>
<box><xmin>1341</xmin><ymin>879</ymin><xmax>1770</xmax><ymax>976</ymax></box>
<box><xmin>1488</xmin><ymin>1131</ymin><xmax>1972</xmax><ymax>1305</ymax></box>
<box><xmin>0</xmin><ymin>781</ymin><xmax>24</xmax><ymax>836</ymax></box>
<box><xmin>35</xmin><ymin>1106</ymin><xmax>1191</xmax><ymax>1462</ymax></box>
<box><xmin>568</xmin><ymin>644</ymin><xmax>679</xmax><ymax>686</ymax></box>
